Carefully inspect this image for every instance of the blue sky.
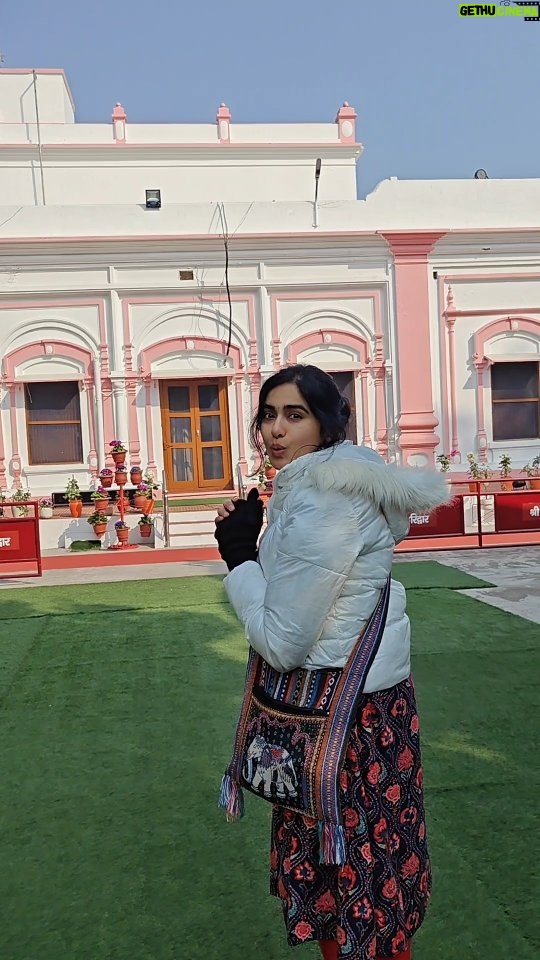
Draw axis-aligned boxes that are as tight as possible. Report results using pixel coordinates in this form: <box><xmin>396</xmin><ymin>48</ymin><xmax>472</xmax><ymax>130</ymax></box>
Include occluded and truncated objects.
<box><xmin>2</xmin><ymin>0</ymin><xmax>538</xmax><ymax>197</ymax></box>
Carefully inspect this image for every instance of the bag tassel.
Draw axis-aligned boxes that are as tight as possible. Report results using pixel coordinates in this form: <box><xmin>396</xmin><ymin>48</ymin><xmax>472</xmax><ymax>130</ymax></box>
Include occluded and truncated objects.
<box><xmin>218</xmin><ymin>773</ymin><xmax>245</xmax><ymax>822</ymax></box>
<box><xmin>318</xmin><ymin>821</ymin><xmax>347</xmax><ymax>865</ymax></box>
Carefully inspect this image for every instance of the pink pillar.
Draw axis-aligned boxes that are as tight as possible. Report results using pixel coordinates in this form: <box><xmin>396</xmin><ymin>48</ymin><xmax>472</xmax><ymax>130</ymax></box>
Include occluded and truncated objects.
<box><xmin>216</xmin><ymin>103</ymin><xmax>231</xmax><ymax>142</ymax></box>
<box><xmin>102</xmin><ymin>378</ymin><xmax>116</xmax><ymax>466</ymax></box>
<box><xmin>8</xmin><ymin>384</ymin><xmax>22</xmax><ymax>486</ymax></box>
<box><xmin>126</xmin><ymin>377</ymin><xmax>141</xmax><ymax>466</ymax></box>
<box><xmin>372</xmin><ymin>364</ymin><xmax>388</xmax><ymax>459</ymax></box>
<box><xmin>270</xmin><ymin>297</ymin><xmax>281</xmax><ymax>368</ymax></box>
<box><xmin>0</xmin><ymin>387</ymin><xmax>6</xmax><ymax>489</ymax></box>
<box><xmin>335</xmin><ymin>102</ymin><xmax>357</xmax><ymax>144</ymax></box>
<box><xmin>360</xmin><ymin>369</ymin><xmax>372</xmax><ymax>447</ymax></box>
<box><xmin>446</xmin><ymin>317</ymin><xmax>459</xmax><ymax>454</ymax></box>
<box><xmin>383</xmin><ymin>232</ymin><xmax>445</xmax><ymax>465</ymax></box>
<box><xmin>85</xmin><ymin>380</ymin><xmax>98</xmax><ymax>479</ymax></box>
<box><xmin>144</xmin><ymin>379</ymin><xmax>158</xmax><ymax>474</ymax></box>
<box><xmin>234</xmin><ymin>374</ymin><xmax>248</xmax><ymax>472</ymax></box>
<box><xmin>112</xmin><ymin>103</ymin><xmax>127</xmax><ymax>144</ymax></box>
<box><xmin>474</xmin><ymin>357</ymin><xmax>488</xmax><ymax>462</ymax></box>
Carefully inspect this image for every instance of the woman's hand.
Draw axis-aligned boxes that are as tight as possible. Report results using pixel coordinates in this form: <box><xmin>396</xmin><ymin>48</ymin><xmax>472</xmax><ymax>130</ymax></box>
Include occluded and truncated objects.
<box><xmin>215</xmin><ymin>499</ymin><xmax>237</xmax><ymax>523</ymax></box>
<box><xmin>214</xmin><ymin>489</ymin><xmax>264</xmax><ymax>571</ymax></box>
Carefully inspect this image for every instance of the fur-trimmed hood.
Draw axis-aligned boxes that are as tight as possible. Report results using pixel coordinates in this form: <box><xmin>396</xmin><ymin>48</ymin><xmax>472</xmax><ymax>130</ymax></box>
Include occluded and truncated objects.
<box><xmin>272</xmin><ymin>442</ymin><xmax>451</xmax><ymax>544</ymax></box>
<box><xmin>309</xmin><ymin>451</ymin><xmax>452</xmax><ymax>513</ymax></box>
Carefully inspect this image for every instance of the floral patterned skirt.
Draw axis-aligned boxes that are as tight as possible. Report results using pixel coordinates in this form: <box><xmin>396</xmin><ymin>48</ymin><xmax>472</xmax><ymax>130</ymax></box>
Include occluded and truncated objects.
<box><xmin>269</xmin><ymin>677</ymin><xmax>431</xmax><ymax>959</ymax></box>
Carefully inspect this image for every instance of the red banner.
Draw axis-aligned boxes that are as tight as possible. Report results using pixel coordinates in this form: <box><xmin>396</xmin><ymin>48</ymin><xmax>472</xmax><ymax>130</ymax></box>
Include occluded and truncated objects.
<box><xmin>0</xmin><ymin>506</ymin><xmax>42</xmax><ymax>577</ymax></box>
<box><xmin>406</xmin><ymin>499</ymin><xmax>464</xmax><ymax>539</ymax></box>
<box><xmin>494</xmin><ymin>492</ymin><xmax>540</xmax><ymax>533</ymax></box>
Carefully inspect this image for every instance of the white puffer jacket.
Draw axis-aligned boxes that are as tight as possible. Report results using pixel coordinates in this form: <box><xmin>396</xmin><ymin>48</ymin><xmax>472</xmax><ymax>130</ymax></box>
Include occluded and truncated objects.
<box><xmin>224</xmin><ymin>442</ymin><xmax>450</xmax><ymax>693</ymax></box>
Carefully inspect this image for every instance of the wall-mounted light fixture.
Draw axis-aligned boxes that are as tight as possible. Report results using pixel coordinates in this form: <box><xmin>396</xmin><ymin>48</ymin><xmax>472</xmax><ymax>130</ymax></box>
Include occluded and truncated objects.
<box><xmin>145</xmin><ymin>189</ymin><xmax>161</xmax><ymax>209</ymax></box>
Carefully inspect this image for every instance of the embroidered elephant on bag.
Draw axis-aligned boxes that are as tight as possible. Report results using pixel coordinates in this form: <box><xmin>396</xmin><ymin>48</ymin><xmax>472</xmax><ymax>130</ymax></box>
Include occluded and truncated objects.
<box><xmin>243</xmin><ymin>734</ymin><xmax>298</xmax><ymax>800</ymax></box>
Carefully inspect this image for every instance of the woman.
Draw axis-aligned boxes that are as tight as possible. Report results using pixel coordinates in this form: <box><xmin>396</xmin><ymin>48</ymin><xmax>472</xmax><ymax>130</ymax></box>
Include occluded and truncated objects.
<box><xmin>214</xmin><ymin>365</ymin><xmax>450</xmax><ymax>960</ymax></box>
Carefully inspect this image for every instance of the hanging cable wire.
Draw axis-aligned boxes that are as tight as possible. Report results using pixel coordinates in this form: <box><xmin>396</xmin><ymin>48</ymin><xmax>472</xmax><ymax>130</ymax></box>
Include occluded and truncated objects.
<box><xmin>217</xmin><ymin>202</ymin><xmax>233</xmax><ymax>359</ymax></box>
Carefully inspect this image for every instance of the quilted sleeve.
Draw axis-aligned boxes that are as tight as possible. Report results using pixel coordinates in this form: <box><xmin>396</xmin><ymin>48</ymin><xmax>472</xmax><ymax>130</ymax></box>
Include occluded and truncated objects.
<box><xmin>223</xmin><ymin>489</ymin><xmax>362</xmax><ymax>672</ymax></box>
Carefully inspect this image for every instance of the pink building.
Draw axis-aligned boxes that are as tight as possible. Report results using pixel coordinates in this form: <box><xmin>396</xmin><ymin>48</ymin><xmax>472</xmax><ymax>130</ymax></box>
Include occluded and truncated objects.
<box><xmin>0</xmin><ymin>69</ymin><xmax>539</xmax><ymax>549</ymax></box>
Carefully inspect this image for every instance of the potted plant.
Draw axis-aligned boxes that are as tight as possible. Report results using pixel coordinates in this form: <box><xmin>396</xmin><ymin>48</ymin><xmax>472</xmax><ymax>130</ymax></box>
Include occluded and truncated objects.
<box><xmin>109</xmin><ymin>439</ymin><xmax>127</xmax><ymax>465</ymax></box>
<box><xmin>91</xmin><ymin>486</ymin><xmax>109</xmax><ymax>511</ymax></box>
<box><xmin>138</xmin><ymin>514</ymin><xmax>154</xmax><ymax>538</ymax></box>
<box><xmin>130</xmin><ymin>464</ymin><xmax>143</xmax><ymax>485</ymax></box>
<box><xmin>499</xmin><ymin>453</ymin><xmax>512</xmax><ymax>491</ymax></box>
<box><xmin>99</xmin><ymin>468</ymin><xmax>114</xmax><ymax>489</ymax></box>
<box><xmin>115</xmin><ymin>519</ymin><xmax>129</xmax><ymax>544</ymax></box>
<box><xmin>12</xmin><ymin>488</ymin><xmax>32</xmax><ymax>517</ymax></box>
<box><xmin>39</xmin><ymin>496</ymin><xmax>54</xmax><ymax>519</ymax></box>
<box><xmin>257</xmin><ymin>457</ymin><xmax>276</xmax><ymax>490</ymax></box>
<box><xmin>88</xmin><ymin>511</ymin><xmax>108</xmax><ymax>537</ymax></box>
<box><xmin>64</xmin><ymin>476</ymin><xmax>83</xmax><ymax>517</ymax></box>
<box><xmin>133</xmin><ymin>481</ymin><xmax>152</xmax><ymax>512</ymax></box>
<box><xmin>0</xmin><ymin>489</ymin><xmax>7</xmax><ymax>517</ymax></box>
<box><xmin>436</xmin><ymin>453</ymin><xmax>451</xmax><ymax>473</ymax></box>
<box><xmin>140</xmin><ymin>471</ymin><xmax>159</xmax><ymax>513</ymax></box>
<box><xmin>523</xmin><ymin>454</ymin><xmax>540</xmax><ymax>490</ymax></box>
<box><xmin>466</xmin><ymin>453</ymin><xmax>491</xmax><ymax>493</ymax></box>
<box><xmin>114</xmin><ymin>464</ymin><xmax>128</xmax><ymax>486</ymax></box>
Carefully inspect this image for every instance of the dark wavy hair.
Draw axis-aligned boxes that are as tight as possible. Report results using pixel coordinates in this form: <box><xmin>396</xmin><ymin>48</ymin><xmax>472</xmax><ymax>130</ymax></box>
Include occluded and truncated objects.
<box><xmin>249</xmin><ymin>364</ymin><xmax>351</xmax><ymax>461</ymax></box>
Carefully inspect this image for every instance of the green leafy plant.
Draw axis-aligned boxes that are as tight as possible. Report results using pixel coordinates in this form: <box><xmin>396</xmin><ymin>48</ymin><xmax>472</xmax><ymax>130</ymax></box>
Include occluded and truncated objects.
<box><xmin>11</xmin><ymin>488</ymin><xmax>31</xmax><ymax>516</ymax></box>
<box><xmin>522</xmin><ymin>454</ymin><xmax>540</xmax><ymax>478</ymax></box>
<box><xmin>138</xmin><ymin>514</ymin><xmax>154</xmax><ymax>527</ymax></box>
<box><xmin>64</xmin><ymin>476</ymin><xmax>81</xmax><ymax>502</ymax></box>
<box><xmin>466</xmin><ymin>453</ymin><xmax>491</xmax><ymax>481</ymax></box>
<box><xmin>499</xmin><ymin>454</ymin><xmax>512</xmax><ymax>478</ymax></box>
<box><xmin>142</xmin><ymin>472</ymin><xmax>159</xmax><ymax>492</ymax></box>
<box><xmin>87</xmin><ymin>511</ymin><xmax>108</xmax><ymax>526</ymax></box>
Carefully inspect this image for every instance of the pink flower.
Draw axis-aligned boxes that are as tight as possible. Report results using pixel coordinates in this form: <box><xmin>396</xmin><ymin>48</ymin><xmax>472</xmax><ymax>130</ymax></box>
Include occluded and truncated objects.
<box><xmin>314</xmin><ymin>890</ymin><xmax>337</xmax><ymax>914</ymax></box>
<box><xmin>293</xmin><ymin>921</ymin><xmax>313</xmax><ymax>942</ymax></box>
<box><xmin>385</xmin><ymin>784</ymin><xmax>401</xmax><ymax>804</ymax></box>
<box><xmin>366</xmin><ymin>762</ymin><xmax>382</xmax><ymax>785</ymax></box>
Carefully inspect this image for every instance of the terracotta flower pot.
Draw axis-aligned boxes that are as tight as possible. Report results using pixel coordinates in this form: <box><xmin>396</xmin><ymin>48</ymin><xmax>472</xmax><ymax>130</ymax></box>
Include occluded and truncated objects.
<box><xmin>530</xmin><ymin>478</ymin><xmax>540</xmax><ymax>490</ymax></box>
<box><xmin>130</xmin><ymin>469</ymin><xmax>143</xmax><ymax>485</ymax></box>
<box><xmin>133</xmin><ymin>494</ymin><xmax>151</xmax><ymax>511</ymax></box>
<box><xmin>143</xmin><ymin>499</ymin><xmax>155</xmax><ymax>515</ymax></box>
<box><xmin>112</xmin><ymin>451</ymin><xmax>126</xmax><ymax>465</ymax></box>
<box><xmin>93</xmin><ymin>497</ymin><xmax>109</xmax><ymax>512</ymax></box>
<box><xmin>115</xmin><ymin>471</ymin><xmax>128</xmax><ymax>486</ymax></box>
<box><xmin>93</xmin><ymin>522</ymin><xmax>107</xmax><ymax>537</ymax></box>
<box><xmin>69</xmin><ymin>499</ymin><xmax>83</xmax><ymax>518</ymax></box>
<box><xmin>116</xmin><ymin>528</ymin><xmax>129</xmax><ymax>543</ymax></box>
<box><xmin>500</xmin><ymin>481</ymin><xmax>511</xmax><ymax>492</ymax></box>
<box><xmin>265</xmin><ymin>466</ymin><xmax>277</xmax><ymax>480</ymax></box>
<box><xmin>100</xmin><ymin>475</ymin><xmax>113</xmax><ymax>489</ymax></box>
<box><xmin>139</xmin><ymin>524</ymin><xmax>153</xmax><ymax>538</ymax></box>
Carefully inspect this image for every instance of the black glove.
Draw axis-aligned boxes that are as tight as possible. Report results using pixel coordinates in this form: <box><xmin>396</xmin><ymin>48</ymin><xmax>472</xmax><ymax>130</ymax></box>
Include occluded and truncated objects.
<box><xmin>214</xmin><ymin>488</ymin><xmax>264</xmax><ymax>571</ymax></box>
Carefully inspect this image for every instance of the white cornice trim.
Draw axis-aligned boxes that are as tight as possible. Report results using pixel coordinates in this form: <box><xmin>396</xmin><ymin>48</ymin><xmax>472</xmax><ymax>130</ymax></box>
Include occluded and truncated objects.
<box><xmin>0</xmin><ymin>142</ymin><xmax>363</xmax><ymax>163</ymax></box>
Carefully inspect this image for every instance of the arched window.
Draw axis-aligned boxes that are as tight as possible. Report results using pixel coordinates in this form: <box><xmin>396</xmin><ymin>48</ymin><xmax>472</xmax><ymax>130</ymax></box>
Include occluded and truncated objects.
<box><xmin>24</xmin><ymin>382</ymin><xmax>83</xmax><ymax>465</ymax></box>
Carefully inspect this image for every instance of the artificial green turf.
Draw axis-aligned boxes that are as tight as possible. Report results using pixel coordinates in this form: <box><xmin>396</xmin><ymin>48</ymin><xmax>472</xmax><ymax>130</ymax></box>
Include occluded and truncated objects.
<box><xmin>0</xmin><ymin>572</ymin><xmax>537</xmax><ymax>960</ymax></box>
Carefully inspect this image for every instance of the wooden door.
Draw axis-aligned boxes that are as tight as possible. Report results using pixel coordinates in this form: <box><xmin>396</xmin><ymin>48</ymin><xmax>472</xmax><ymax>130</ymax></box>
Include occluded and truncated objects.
<box><xmin>159</xmin><ymin>379</ymin><xmax>233</xmax><ymax>493</ymax></box>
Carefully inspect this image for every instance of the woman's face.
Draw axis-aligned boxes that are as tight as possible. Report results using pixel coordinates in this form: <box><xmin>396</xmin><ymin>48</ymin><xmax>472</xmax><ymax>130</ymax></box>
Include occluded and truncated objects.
<box><xmin>260</xmin><ymin>383</ymin><xmax>322</xmax><ymax>469</ymax></box>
